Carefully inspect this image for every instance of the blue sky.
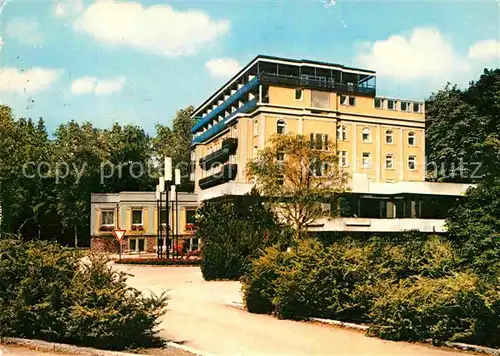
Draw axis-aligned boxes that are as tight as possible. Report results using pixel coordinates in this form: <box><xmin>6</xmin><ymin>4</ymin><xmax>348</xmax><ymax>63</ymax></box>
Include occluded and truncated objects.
<box><xmin>0</xmin><ymin>0</ymin><xmax>499</xmax><ymax>134</ymax></box>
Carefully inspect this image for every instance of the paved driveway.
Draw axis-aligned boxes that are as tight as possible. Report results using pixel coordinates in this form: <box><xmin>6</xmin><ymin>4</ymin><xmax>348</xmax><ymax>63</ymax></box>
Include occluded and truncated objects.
<box><xmin>117</xmin><ymin>265</ymin><xmax>464</xmax><ymax>356</ymax></box>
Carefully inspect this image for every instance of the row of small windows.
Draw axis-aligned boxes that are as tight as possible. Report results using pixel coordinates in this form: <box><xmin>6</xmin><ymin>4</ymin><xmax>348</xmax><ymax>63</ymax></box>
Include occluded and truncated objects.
<box><xmin>337</xmin><ymin>125</ymin><xmax>417</xmax><ymax>146</ymax></box>
<box><xmin>337</xmin><ymin>151</ymin><xmax>417</xmax><ymax>170</ymax></box>
<box><xmin>375</xmin><ymin>98</ymin><xmax>422</xmax><ymax>113</ymax></box>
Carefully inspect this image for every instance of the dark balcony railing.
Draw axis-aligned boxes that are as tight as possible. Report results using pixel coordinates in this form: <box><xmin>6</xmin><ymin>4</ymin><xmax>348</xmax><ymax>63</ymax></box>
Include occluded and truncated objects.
<box><xmin>199</xmin><ymin>164</ymin><xmax>238</xmax><ymax>190</ymax></box>
<box><xmin>192</xmin><ymin>76</ymin><xmax>260</xmax><ymax>133</ymax></box>
<box><xmin>192</xmin><ymin>98</ymin><xmax>257</xmax><ymax>145</ymax></box>
<box><xmin>260</xmin><ymin>73</ymin><xmax>376</xmax><ymax>97</ymax></box>
<box><xmin>199</xmin><ymin>138</ymin><xmax>238</xmax><ymax>170</ymax></box>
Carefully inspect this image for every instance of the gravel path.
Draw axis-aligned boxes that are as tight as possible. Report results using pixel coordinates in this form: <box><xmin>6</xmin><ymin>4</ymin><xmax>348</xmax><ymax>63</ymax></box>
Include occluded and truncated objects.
<box><xmin>116</xmin><ymin>265</ymin><xmax>467</xmax><ymax>356</ymax></box>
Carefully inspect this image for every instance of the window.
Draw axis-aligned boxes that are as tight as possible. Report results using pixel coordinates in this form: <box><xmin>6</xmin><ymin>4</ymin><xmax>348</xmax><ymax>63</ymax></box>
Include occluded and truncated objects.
<box><xmin>277</xmin><ymin>151</ymin><xmax>285</xmax><ymax>162</ymax></box>
<box><xmin>337</xmin><ymin>125</ymin><xmax>347</xmax><ymax>141</ymax></box>
<box><xmin>310</xmin><ymin>133</ymin><xmax>329</xmax><ymax>150</ymax></box>
<box><xmin>253</xmin><ymin>119</ymin><xmax>258</xmax><ymax>137</ymax></box>
<box><xmin>101</xmin><ymin>210</ymin><xmax>114</xmax><ymax>226</ymax></box>
<box><xmin>413</xmin><ymin>102</ymin><xmax>421</xmax><ymax>113</ymax></box>
<box><xmin>408</xmin><ymin>132</ymin><xmax>416</xmax><ymax>146</ymax></box>
<box><xmin>130</xmin><ymin>238</ymin><xmax>146</xmax><ymax>253</ymax></box>
<box><xmin>311</xmin><ymin>159</ymin><xmax>328</xmax><ymax>177</ymax></box>
<box><xmin>338</xmin><ymin>150</ymin><xmax>348</xmax><ymax>167</ymax></box>
<box><xmin>207</xmin><ymin>147</ymin><xmax>212</xmax><ymax>155</ymax></box>
<box><xmin>190</xmin><ymin>150</ymin><xmax>196</xmax><ymax>161</ymax></box>
<box><xmin>387</xmin><ymin>99</ymin><xmax>396</xmax><ymax>110</ymax></box>
<box><xmin>362</xmin><ymin>152</ymin><xmax>371</xmax><ymax>169</ymax></box>
<box><xmin>385</xmin><ymin>154</ymin><xmax>394</xmax><ymax>169</ymax></box>
<box><xmin>192</xmin><ymin>238</ymin><xmax>199</xmax><ymax>250</ymax></box>
<box><xmin>408</xmin><ymin>155</ymin><xmax>416</xmax><ymax>170</ymax></box>
<box><xmin>341</xmin><ymin>95</ymin><xmax>356</xmax><ymax>106</ymax></box>
<box><xmin>385</xmin><ymin>130</ymin><xmax>394</xmax><ymax>144</ymax></box>
<box><xmin>277</xmin><ymin>120</ymin><xmax>287</xmax><ymax>134</ymax></box>
<box><xmin>185</xmin><ymin>210</ymin><xmax>196</xmax><ymax>224</ymax></box>
<box><xmin>362</xmin><ymin>128</ymin><xmax>371</xmax><ymax>142</ymax></box>
<box><xmin>276</xmin><ymin>174</ymin><xmax>284</xmax><ymax>186</ymax></box>
<box><xmin>400</xmin><ymin>101</ymin><xmax>410</xmax><ymax>111</ymax></box>
<box><xmin>132</xmin><ymin>209</ymin><xmax>143</xmax><ymax>225</ymax></box>
<box><xmin>295</xmin><ymin>88</ymin><xmax>303</xmax><ymax>101</ymax></box>
<box><xmin>374</xmin><ymin>97</ymin><xmax>384</xmax><ymax>109</ymax></box>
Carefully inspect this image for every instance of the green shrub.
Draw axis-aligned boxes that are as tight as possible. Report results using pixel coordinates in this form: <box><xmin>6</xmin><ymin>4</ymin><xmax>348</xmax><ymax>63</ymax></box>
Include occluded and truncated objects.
<box><xmin>196</xmin><ymin>193</ymin><xmax>281</xmax><ymax>280</ymax></box>
<box><xmin>369</xmin><ymin>273</ymin><xmax>500</xmax><ymax>347</ymax></box>
<box><xmin>0</xmin><ymin>238</ymin><xmax>167</xmax><ymax>350</ymax></box>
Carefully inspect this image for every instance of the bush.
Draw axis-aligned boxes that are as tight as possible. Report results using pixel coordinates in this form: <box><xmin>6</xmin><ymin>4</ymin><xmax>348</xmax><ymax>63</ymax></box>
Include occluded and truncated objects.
<box><xmin>369</xmin><ymin>273</ymin><xmax>500</xmax><ymax>347</ymax></box>
<box><xmin>196</xmin><ymin>193</ymin><xmax>281</xmax><ymax>280</ymax></box>
<box><xmin>0</xmin><ymin>238</ymin><xmax>168</xmax><ymax>350</ymax></box>
<box><xmin>243</xmin><ymin>235</ymin><xmax>457</xmax><ymax>323</ymax></box>
<box><xmin>115</xmin><ymin>258</ymin><xmax>201</xmax><ymax>266</ymax></box>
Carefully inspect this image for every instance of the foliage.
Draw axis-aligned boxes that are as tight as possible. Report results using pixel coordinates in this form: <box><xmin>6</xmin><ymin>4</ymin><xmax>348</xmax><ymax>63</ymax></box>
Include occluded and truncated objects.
<box><xmin>369</xmin><ymin>273</ymin><xmax>500</xmax><ymax>347</ymax></box>
<box><xmin>0</xmin><ymin>237</ymin><xmax>168</xmax><ymax>350</ymax></box>
<box><xmin>426</xmin><ymin>69</ymin><xmax>500</xmax><ymax>182</ymax></box>
<box><xmin>241</xmin><ymin>234</ymin><xmax>500</xmax><ymax>347</ymax></box>
<box><xmin>114</xmin><ymin>257</ymin><xmax>201</xmax><ymax>266</ymax></box>
<box><xmin>196</xmin><ymin>192</ymin><xmax>281</xmax><ymax>280</ymax></box>
<box><xmin>152</xmin><ymin>106</ymin><xmax>195</xmax><ymax>191</ymax></box>
<box><xmin>246</xmin><ymin>133</ymin><xmax>349</xmax><ymax>240</ymax></box>
<box><xmin>0</xmin><ymin>105</ymin><xmax>194</xmax><ymax>246</ymax></box>
<box><xmin>446</xmin><ymin>179</ymin><xmax>500</xmax><ymax>276</ymax></box>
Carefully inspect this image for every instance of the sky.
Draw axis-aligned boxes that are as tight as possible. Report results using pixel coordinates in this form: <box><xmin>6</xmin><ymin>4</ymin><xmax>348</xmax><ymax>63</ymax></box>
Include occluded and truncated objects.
<box><xmin>0</xmin><ymin>0</ymin><xmax>499</xmax><ymax>135</ymax></box>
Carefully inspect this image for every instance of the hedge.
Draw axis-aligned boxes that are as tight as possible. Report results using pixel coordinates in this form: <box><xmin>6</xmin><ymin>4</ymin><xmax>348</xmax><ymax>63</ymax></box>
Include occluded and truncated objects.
<box><xmin>0</xmin><ymin>237</ymin><xmax>168</xmax><ymax>350</ymax></box>
<box><xmin>242</xmin><ymin>234</ymin><xmax>500</xmax><ymax>347</ymax></box>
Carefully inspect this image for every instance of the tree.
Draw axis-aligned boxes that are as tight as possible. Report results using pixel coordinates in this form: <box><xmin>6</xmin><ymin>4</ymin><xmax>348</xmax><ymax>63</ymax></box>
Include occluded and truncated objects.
<box><xmin>426</xmin><ymin>69</ymin><xmax>500</xmax><ymax>182</ymax></box>
<box><xmin>153</xmin><ymin>106</ymin><xmax>195</xmax><ymax>191</ymax></box>
<box><xmin>196</xmin><ymin>192</ymin><xmax>281</xmax><ymax>280</ymax></box>
<box><xmin>246</xmin><ymin>133</ymin><xmax>348</xmax><ymax>240</ymax></box>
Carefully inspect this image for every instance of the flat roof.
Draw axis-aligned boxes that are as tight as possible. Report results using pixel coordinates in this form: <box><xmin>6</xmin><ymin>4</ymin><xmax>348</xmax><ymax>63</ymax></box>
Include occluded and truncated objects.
<box><xmin>192</xmin><ymin>54</ymin><xmax>376</xmax><ymax>117</ymax></box>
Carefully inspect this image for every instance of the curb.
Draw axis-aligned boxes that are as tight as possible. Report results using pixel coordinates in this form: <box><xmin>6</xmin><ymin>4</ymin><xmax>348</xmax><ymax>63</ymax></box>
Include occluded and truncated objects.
<box><xmin>1</xmin><ymin>337</ymin><xmax>217</xmax><ymax>356</ymax></box>
<box><xmin>224</xmin><ymin>304</ymin><xmax>500</xmax><ymax>355</ymax></box>
<box><xmin>311</xmin><ymin>318</ymin><xmax>369</xmax><ymax>331</ymax></box>
<box><xmin>165</xmin><ymin>342</ymin><xmax>218</xmax><ymax>356</ymax></box>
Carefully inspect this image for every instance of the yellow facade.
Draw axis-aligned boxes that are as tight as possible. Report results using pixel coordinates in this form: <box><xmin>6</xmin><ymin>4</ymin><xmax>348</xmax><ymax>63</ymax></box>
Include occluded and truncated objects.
<box><xmin>194</xmin><ymin>84</ymin><xmax>425</xmax><ymax>190</ymax></box>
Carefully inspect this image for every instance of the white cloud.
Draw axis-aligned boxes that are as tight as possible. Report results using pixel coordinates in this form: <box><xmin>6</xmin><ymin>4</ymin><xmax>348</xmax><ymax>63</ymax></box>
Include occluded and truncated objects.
<box><xmin>0</xmin><ymin>68</ymin><xmax>61</xmax><ymax>94</ymax></box>
<box><xmin>73</xmin><ymin>1</ymin><xmax>230</xmax><ymax>57</ymax></box>
<box><xmin>54</xmin><ymin>0</ymin><xmax>84</xmax><ymax>18</ymax></box>
<box><xmin>205</xmin><ymin>58</ymin><xmax>241</xmax><ymax>78</ymax></box>
<box><xmin>355</xmin><ymin>27</ymin><xmax>471</xmax><ymax>84</ymax></box>
<box><xmin>468</xmin><ymin>40</ymin><xmax>500</xmax><ymax>61</ymax></box>
<box><xmin>5</xmin><ymin>18</ymin><xmax>43</xmax><ymax>46</ymax></box>
<box><xmin>71</xmin><ymin>77</ymin><xmax>126</xmax><ymax>95</ymax></box>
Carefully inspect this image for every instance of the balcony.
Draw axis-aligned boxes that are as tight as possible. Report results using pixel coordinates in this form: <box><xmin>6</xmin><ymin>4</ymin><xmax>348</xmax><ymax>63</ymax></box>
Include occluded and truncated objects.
<box><xmin>199</xmin><ymin>138</ymin><xmax>238</xmax><ymax>170</ymax></box>
<box><xmin>199</xmin><ymin>164</ymin><xmax>238</xmax><ymax>190</ymax></box>
<box><xmin>192</xmin><ymin>98</ymin><xmax>257</xmax><ymax>145</ymax></box>
<box><xmin>192</xmin><ymin>76</ymin><xmax>261</xmax><ymax>133</ymax></box>
<box><xmin>260</xmin><ymin>73</ymin><xmax>376</xmax><ymax>97</ymax></box>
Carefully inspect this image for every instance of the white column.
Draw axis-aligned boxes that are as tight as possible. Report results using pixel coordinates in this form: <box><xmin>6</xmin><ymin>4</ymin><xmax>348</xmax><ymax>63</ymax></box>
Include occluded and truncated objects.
<box><xmin>400</xmin><ymin>128</ymin><xmax>404</xmax><ymax>181</ymax></box>
<box><xmin>352</xmin><ymin>123</ymin><xmax>358</xmax><ymax>173</ymax></box>
<box><xmin>376</xmin><ymin>125</ymin><xmax>381</xmax><ymax>182</ymax></box>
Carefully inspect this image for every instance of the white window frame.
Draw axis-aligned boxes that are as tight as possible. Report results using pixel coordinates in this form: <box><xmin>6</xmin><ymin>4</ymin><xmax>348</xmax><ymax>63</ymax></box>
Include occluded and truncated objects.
<box><xmin>408</xmin><ymin>155</ymin><xmax>417</xmax><ymax>170</ymax></box>
<box><xmin>385</xmin><ymin>154</ymin><xmax>394</xmax><ymax>169</ymax></box>
<box><xmin>362</xmin><ymin>127</ymin><xmax>371</xmax><ymax>142</ymax></box>
<box><xmin>131</xmin><ymin>208</ymin><xmax>143</xmax><ymax>226</ymax></box>
<box><xmin>338</xmin><ymin>150</ymin><xmax>348</xmax><ymax>167</ymax></box>
<box><xmin>385</xmin><ymin>129</ymin><xmax>394</xmax><ymax>144</ymax></box>
<box><xmin>101</xmin><ymin>210</ymin><xmax>115</xmax><ymax>227</ymax></box>
<box><xmin>413</xmin><ymin>102</ymin><xmax>421</xmax><ymax>113</ymax></box>
<box><xmin>400</xmin><ymin>101</ymin><xmax>410</xmax><ymax>112</ymax></box>
<box><xmin>129</xmin><ymin>238</ymin><xmax>146</xmax><ymax>254</ymax></box>
<box><xmin>336</xmin><ymin>125</ymin><xmax>347</xmax><ymax>141</ymax></box>
<box><xmin>374</xmin><ymin>97</ymin><xmax>385</xmax><ymax>109</ymax></box>
<box><xmin>277</xmin><ymin>119</ymin><xmax>287</xmax><ymax>134</ymax></box>
<box><xmin>387</xmin><ymin>99</ymin><xmax>397</xmax><ymax>110</ymax></box>
<box><xmin>362</xmin><ymin>152</ymin><xmax>371</xmax><ymax>169</ymax></box>
<box><xmin>408</xmin><ymin>132</ymin><xmax>416</xmax><ymax>146</ymax></box>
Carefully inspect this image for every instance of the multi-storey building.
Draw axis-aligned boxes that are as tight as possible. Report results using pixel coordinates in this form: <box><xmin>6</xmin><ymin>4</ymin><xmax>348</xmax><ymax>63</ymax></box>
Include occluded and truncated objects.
<box><xmin>190</xmin><ymin>55</ymin><xmax>471</xmax><ymax>233</ymax></box>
